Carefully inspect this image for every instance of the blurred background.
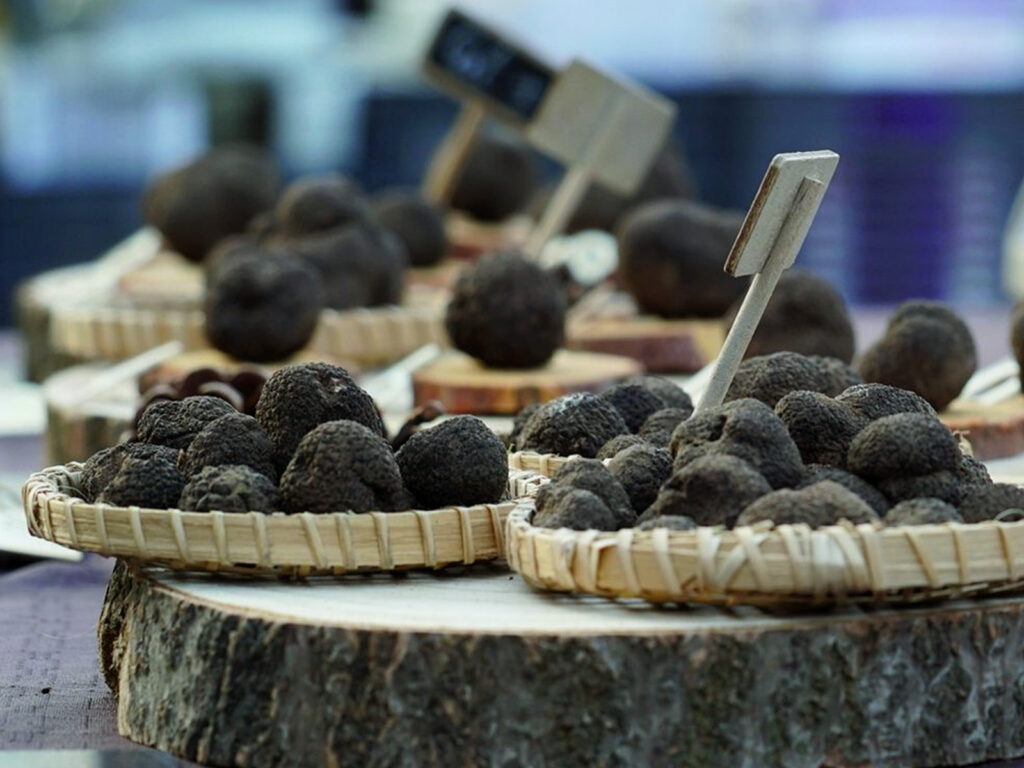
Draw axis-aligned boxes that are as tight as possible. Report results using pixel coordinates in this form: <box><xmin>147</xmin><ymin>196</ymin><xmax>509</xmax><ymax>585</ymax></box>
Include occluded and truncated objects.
<box><xmin>3</xmin><ymin>0</ymin><xmax>1024</xmax><ymax>326</ymax></box>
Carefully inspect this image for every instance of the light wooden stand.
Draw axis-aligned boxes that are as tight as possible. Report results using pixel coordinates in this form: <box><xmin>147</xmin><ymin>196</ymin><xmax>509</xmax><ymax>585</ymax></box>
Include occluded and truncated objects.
<box><xmin>943</xmin><ymin>395</ymin><xmax>1024</xmax><ymax>461</ymax></box>
<box><xmin>100</xmin><ymin>561</ymin><xmax>1024</xmax><ymax>768</ymax></box>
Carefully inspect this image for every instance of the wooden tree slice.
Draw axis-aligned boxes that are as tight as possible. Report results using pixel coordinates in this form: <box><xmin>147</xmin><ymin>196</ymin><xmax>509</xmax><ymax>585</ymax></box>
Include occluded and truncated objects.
<box><xmin>567</xmin><ymin>316</ymin><xmax>724</xmax><ymax>373</ymax></box>
<box><xmin>445</xmin><ymin>211</ymin><xmax>532</xmax><ymax>260</ymax></box>
<box><xmin>412</xmin><ymin>349</ymin><xmax>642</xmax><ymax>414</ymax></box>
<box><xmin>942</xmin><ymin>395</ymin><xmax>1024</xmax><ymax>460</ymax></box>
<box><xmin>100</xmin><ymin>560</ymin><xmax>1024</xmax><ymax>768</ymax></box>
<box><xmin>137</xmin><ymin>348</ymin><xmax>351</xmax><ymax>393</ymax></box>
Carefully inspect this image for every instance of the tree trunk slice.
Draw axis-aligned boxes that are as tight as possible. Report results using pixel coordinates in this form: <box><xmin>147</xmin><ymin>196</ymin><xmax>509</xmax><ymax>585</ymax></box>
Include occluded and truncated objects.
<box><xmin>43</xmin><ymin>364</ymin><xmax>136</xmax><ymax>464</ymax></box>
<box><xmin>567</xmin><ymin>316</ymin><xmax>725</xmax><ymax>373</ymax></box>
<box><xmin>942</xmin><ymin>395</ymin><xmax>1024</xmax><ymax>460</ymax></box>
<box><xmin>137</xmin><ymin>349</ymin><xmax>353</xmax><ymax>393</ymax></box>
<box><xmin>411</xmin><ymin>349</ymin><xmax>642</xmax><ymax>414</ymax></box>
<box><xmin>445</xmin><ymin>212</ymin><xmax>532</xmax><ymax>260</ymax></box>
<box><xmin>100</xmin><ymin>560</ymin><xmax>1024</xmax><ymax>768</ymax></box>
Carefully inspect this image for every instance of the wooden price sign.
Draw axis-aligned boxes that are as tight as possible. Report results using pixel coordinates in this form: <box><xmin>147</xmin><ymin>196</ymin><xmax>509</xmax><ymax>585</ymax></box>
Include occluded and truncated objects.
<box><xmin>695</xmin><ymin>150</ymin><xmax>840</xmax><ymax>414</ymax></box>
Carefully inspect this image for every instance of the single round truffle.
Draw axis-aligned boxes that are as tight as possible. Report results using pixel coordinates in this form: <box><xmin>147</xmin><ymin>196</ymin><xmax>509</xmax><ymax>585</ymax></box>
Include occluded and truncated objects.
<box><xmin>735</xmin><ymin>480</ymin><xmax>879</xmax><ymax>529</ymax></box>
<box><xmin>508</xmin><ymin>403</ymin><xmax>541</xmax><ymax>451</ymax></box>
<box><xmin>372</xmin><ymin>191</ymin><xmax>447</xmax><ymax>267</ymax></box>
<box><xmin>725</xmin><ymin>270</ymin><xmax>855</xmax><ymax>363</ymax></box>
<box><xmin>179</xmin><ymin>412</ymin><xmax>276</xmax><ymax>480</ymax></box>
<box><xmin>142</xmin><ymin>145</ymin><xmax>280</xmax><ymax>262</ymax></box>
<box><xmin>533</xmin><ymin>486</ymin><xmax>621</xmax><ymax>532</ymax></box>
<box><xmin>775</xmin><ymin>390</ymin><xmax>868</xmax><ymax>468</ymax></box>
<box><xmin>957</xmin><ymin>454</ymin><xmax>993</xmax><ymax>488</ymax></box>
<box><xmin>279</xmin><ymin>420</ymin><xmax>407</xmax><ymax>514</ymax></box>
<box><xmin>726</xmin><ymin>351</ymin><xmax>859</xmax><ymax>408</ymax></box>
<box><xmin>799</xmin><ymin>465</ymin><xmax>890</xmax><ymax>516</ymax></box>
<box><xmin>204</xmin><ymin>249</ymin><xmax>324</xmax><ymax>362</ymax></box>
<box><xmin>670</xmin><ymin>398</ymin><xmax>805</xmax><ymax>489</ymax></box>
<box><xmin>884</xmin><ymin>498</ymin><xmax>962</xmax><ymax>527</ymax></box>
<box><xmin>178</xmin><ymin>465</ymin><xmax>279</xmax><ymax>514</ymax></box>
<box><xmin>648</xmin><ymin>453</ymin><xmax>772</xmax><ymax>528</ymax></box>
<box><xmin>625</xmin><ymin>375</ymin><xmax>693</xmax><ymax>410</ymax></box>
<box><xmin>445</xmin><ymin>251</ymin><xmax>566</xmax><ymax>369</ymax></box>
<box><xmin>835</xmin><ymin>383</ymin><xmax>937</xmax><ymax>422</ymax></box>
<box><xmin>535</xmin><ymin>458</ymin><xmax>634</xmax><ymax>529</ymax></box>
<box><xmin>596</xmin><ymin>433</ymin><xmax>647</xmax><ymax>460</ymax></box>
<box><xmin>450</xmin><ymin>132</ymin><xmax>539</xmax><ymax>222</ymax></box>
<box><xmin>857</xmin><ymin>301</ymin><xmax>977</xmax><ymax>411</ymax></box>
<box><xmin>516</xmin><ymin>392</ymin><xmax>628</xmax><ymax>458</ymax></box>
<box><xmin>607</xmin><ymin>443</ymin><xmax>672</xmax><ymax>514</ymax></box>
<box><xmin>396</xmin><ymin>416</ymin><xmax>507</xmax><ymax>509</ymax></box>
<box><xmin>96</xmin><ymin>445</ymin><xmax>185</xmax><ymax>509</ymax></box>
<box><xmin>276</xmin><ymin>174</ymin><xmax>368</xmax><ymax>236</ymax></box>
<box><xmin>137</xmin><ymin>396</ymin><xmax>236</xmax><ymax>450</ymax></box>
<box><xmin>638</xmin><ymin>407</ymin><xmax>692</xmax><ymax>448</ymax></box>
<box><xmin>846</xmin><ymin>413</ymin><xmax>959</xmax><ymax>481</ymax></box>
<box><xmin>958</xmin><ymin>483</ymin><xmax>1024</xmax><ymax>523</ymax></box>
<box><xmin>616</xmin><ymin>199</ymin><xmax>746</xmax><ymax>318</ymax></box>
<box><xmin>80</xmin><ymin>442</ymin><xmax>178</xmax><ymax>503</ymax></box>
<box><xmin>637</xmin><ymin>515</ymin><xmax>697</xmax><ymax>532</ymax></box>
<box><xmin>599</xmin><ymin>383</ymin><xmax>664</xmax><ymax>433</ymax></box>
<box><xmin>256</xmin><ymin>363</ymin><xmax>385</xmax><ymax>472</ymax></box>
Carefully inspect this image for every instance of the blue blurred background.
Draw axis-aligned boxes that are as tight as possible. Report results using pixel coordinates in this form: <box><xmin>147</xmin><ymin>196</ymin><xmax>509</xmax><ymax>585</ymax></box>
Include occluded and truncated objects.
<box><xmin>3</xmin><ymin>0</ymin><xmax>1024</xmax><ymax>325</ymax></box>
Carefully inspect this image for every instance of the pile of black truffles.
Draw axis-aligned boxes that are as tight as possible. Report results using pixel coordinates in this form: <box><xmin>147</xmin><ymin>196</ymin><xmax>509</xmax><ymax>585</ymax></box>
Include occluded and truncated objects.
<box><xmin>77</xmin><ymin>362</ymin><xmax>508</xmax><ymax>515</ymax></box>
<box><xmin>525</xmin><ymin>352</ymin><xmax>1023</xmax><ymax>533</ymax></box>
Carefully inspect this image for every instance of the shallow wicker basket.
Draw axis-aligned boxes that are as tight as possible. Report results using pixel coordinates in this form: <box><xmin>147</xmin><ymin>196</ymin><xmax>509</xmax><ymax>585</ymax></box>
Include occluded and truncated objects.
<box><xmin>507</xmin><ymin>451</ymin><xmax>575</xmax><ymax>476</ymax></box>
<box><xmin>48</xmin><ymin>304</ymin><xmax>448</xmax><ymax>369</ymax></box>
<box><xmin>23</xmin><ymin>464</ymin><xmax>544</xmax><ymax>576</ymax></box>
<box><xmin>506</xmin><ymin>500</ymin><xmax>1024</xmax><ymax>606</ymax></box>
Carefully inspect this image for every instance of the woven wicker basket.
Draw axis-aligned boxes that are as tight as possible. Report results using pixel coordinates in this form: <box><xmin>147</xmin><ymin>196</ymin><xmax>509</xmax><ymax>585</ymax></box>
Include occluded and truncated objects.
<box><xmin>48</xmin><ymin>304</ymin><xmax>448</xmax><ymax>368</ymax></box>
<box><xmin>23</xmin><ymin>464</ymin><xmax>544</xmax><ymax>576</ymax></box>
<box><xmin>506</xmin><ymin>500</ymin><xmax>1024</xmax><ymax>606</ymax></box>
<box><xmin>507</xmin><ymin>451</ymin><xmax>575</xmax><ymax>476</ymax></box>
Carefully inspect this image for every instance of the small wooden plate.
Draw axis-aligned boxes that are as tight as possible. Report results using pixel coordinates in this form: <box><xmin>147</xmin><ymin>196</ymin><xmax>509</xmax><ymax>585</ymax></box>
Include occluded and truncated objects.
<box><xmin>942</xmin><ymin>395</ymin><xmax>1024</xmax><ymax>461</ymax></box>
<box><xmin>567</xmin><ymin>315</ymin><xmax>724</xmax><ymax>373</ymax></box>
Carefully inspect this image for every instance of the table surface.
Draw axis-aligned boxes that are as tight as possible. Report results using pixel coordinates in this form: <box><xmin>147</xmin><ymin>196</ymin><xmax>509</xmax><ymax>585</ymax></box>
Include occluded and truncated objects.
<box><xmin>5</xmin><ymin>308</ymin><xmax>1024</xmax><ymax>766</ymax></box>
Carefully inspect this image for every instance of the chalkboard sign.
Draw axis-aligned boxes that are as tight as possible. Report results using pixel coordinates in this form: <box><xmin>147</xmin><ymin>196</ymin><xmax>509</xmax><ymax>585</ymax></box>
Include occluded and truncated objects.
<box><xmin>425</xmin><ymin>10</ymin><xmax>554</xmax><ymax>124</ymax></box>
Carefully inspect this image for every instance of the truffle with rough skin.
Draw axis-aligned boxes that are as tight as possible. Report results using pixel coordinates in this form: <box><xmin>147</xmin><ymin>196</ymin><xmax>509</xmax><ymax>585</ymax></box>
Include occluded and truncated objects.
<box><xmin>736</xmin><ymin>480</ymin><xmax>880</xmax><ymax>529</ymax></box>
<box><xmin>957</xmin><ymin>454</ymin><xmax>993</xmax><ymax>488</ymax></box>
<box><xmin>884</xmin><ymin>498</ymin><xmax>963</xmax><ymax>527</ymax></box>
<box><xmin>725</xmin><ymin>270</ymin><xmax>856</xmax><ymax>363</ymax></box>
<box><xmin>80</xmin><ymin>442</ymin><xmax>179</xmax><ymax>503</ymax></box>
<box><xmin>275</xmin><ymin>174</ymin><xmax>368</xmax><ymax>236</ymax></box>
<box><xmin>647</xmin><ymin>454</ymin><xmax>771</xmax><ymax>528</ymax></box>
<box><xmin>958</xmin><ymin>483</ymin><xmax>1024</xmax><ymax>523</ymax></box>
<box><xmin>857</xmin><ymin>300</ymin><xmax>977</xmax><ymax>411</ymax></box>
<box><xmin>596</xmin><ymin>434</ymin><xmax>647</xmax><ymax>460</ymax></box>
<box><xmin>96</xmin><ymin>445</ymin><xmax>185</xmax><ymax>509</ymax></box>
<box><xmin>396</xmin><ymin>416</ymin><xmax>507</xmax><ymax>509</ymax></box>
<box><xmin>256</xmin><ymin>363</ymin><xmax>385</xmax><ymax>472</ymax></box>
<box><xmin>835</xmin><ymin>383</ymin><xmax>937</xmax><ymax>422</ymax></box>
<box><xmin>637</xmin><ymin>515</ymin><xmax>697</xmax><ymax>532</ymax></box>
<box><xmin>638</xmin><ymin>407</ymin><xmax>692</xmax><ymax>448</ymax></box>
<box><xmin>599</xmin><ymin>383</ymin><xmax>664</xmax><ymax>433</ymax></box>
<box><xmin>626</xmin><ymin>375</ymin><xmax>693</xmax><ymax>410</ymax></box>
<box><xmin>846</xmin><ymin>413</ymin><xmax>959</xmax><ymax>480</ymax></box>
<box><xmin>204</xmin><ymin>249</ymin><xmax>324</xmax><ymax>362</ymax></box>
<box><xmin>616</xmin><ymin>199</ymin><xmax>746</xmax><ymax>318</ymax></box>
<box><xmin>279</xmin><ymin>420</ymin><xmax>407</xmax><ymax>514</ymax></box>
<box><xmin>372</xmin><ymin>191</ymin><xmax>447</xmax><ymax>267</ymax></box>
<box><xmin>516</xmin><ymin>392</ymin><xmax>628</xmax><ymax>458</ymax></box>
<box><xmin>816</xmin><ymin>356</ymin><xmax>864</xmax><ymax>395</ymax></box>
<box><xmin>508</xmin><ymin>403</ymin><xmax>541</xmax><ymax>451</ymax></box>
<box><xmin>178</xmin><ymin>412</ymin><xmax>276</xmax><ymax>480</ymax></box>
<box><xmin>607</xmin><ymin>443</ymin><xmax>672</xmax><ymax>514</ymax></box>
<box><xmin>798</xmin><ymin>465</ymin><xmax>890</xmax><ymax>516</ymax></box>
<box><xmin>178</xmin><ymin>465</ymin><xmax>279</xmax><ymax>514</ymax></box>
<box><xmin>775</xmin><ymin>390</ymin><xmax>869</xmax><ymax>467</ymax></box>
<box><xmin>670</xmin><ymin>398</ymin><xmax>805</xmax><ymax>489</ymax></box>
<box><xmin>137</xmin><ymin>396</ymin><xmax>236</xmax><ymax>450</ymax></box>
<box><xmin>445</xmin><ymin>251</ymin><xmax>566</xmax><ymax>369</ymax></box>
<box><xmin>532</xmin><ymin>486</ymin><xmax>621</xmax><ymax>532</ymax></box>
<box><xmin>726</xmin><ymin>351</ymin><xmax>860</xmax><ymax>408</ymax></box>
<box><xmin>450</xmin><ymin>132</ymin><xmax>539</xmax><ymax>222</ymax></box>
<box><xmin>142</xmin><ymin>146</ymin><xmax>280</xmax><ymax>262</ymax></box>
<box><xmin>876</xmin><ymin>470</ymin><xmax>962</xmax><ymax>505</ymax></box>
<box><xmin>535</xmin><ymin>458</ymin><xmax>634</xmax><ymax>529</ymax></box>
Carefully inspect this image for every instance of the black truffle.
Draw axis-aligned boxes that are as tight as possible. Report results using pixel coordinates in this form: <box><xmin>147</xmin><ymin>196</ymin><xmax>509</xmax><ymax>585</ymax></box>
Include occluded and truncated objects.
<box><xmin>775</xmin><ymin>390</ymin><xmax>868</xmax><ymax>467</ymax></box>
<box><xmin>275</xmin><ymin>174</ymin><xmax>368</xmax><ymax>236</ymax></box>
<box><xmin>137</xmin><ymin>396</ymin><xmax>236</xmax><ymax>450</ymax></box>
<box><xmin>799</xmin><ymin>465</ymin><xmax>890</xmax><ymax>516</ymax></box>
<box><xmin>647</xmin><ymin>454</ymin><xmax>771</xmax><ymax>528</ymax></box>
<box><xmin>846</xmin><ymin>413</ymin><xmax>959</xmax><ymax>480</ymax></box>
<box><xmin>596</xmin><ymin>434</ymin><xmax>647</xmax><ymax>460</ymax></box>
<box><xmin>626</xmin><ymin>375</ymin><xmax>693</xmax><ymax>410</ymax></box>
<box><xmin>372</xmin><ymin>191</ymin><xmax>447</xmax><ymax>267</ymax></box>
<box><xmin>96</xmin><ymin>445</ymin><xmax>185</xmax><ymax>509</ymax></box>
<box><xmin>142</xmin><ymin>145</ymin><xmax>280</xmax><ymax>262</ymax></box>
<box><xmin>535</xmin><ymin>458</ymin><xmax>635</xmax><ymax>529</ymax></box>
<box><xmin>884</xmin><ymin>498</ymin><xmax>963</xmax><ymax>527</ymax></box>
<box><xmin>616</xmin><ymin>199</ymin><xmax>746</xmax><ymax>318</ymax></box>
<box><xmin>637</xmin><ymin>515</ymin><xmax>697</xmax><ymax>532</ymax></box>
<box><xmin>516</xmin><ymin>392</ymin><xmax>628</xmax><ymax>458</ymax></box>
<box><xmin>80</xmin><ymin>442</ymin><xmax>178</xmax><ymax>503</ymax></box>
<box><xmin>256</xmin><ymin>363</ymin><xmax>385</xmax><ymax>472</ymax></box>
<box><xmin>670</xmin><ymin>398</ymin><xmax>805</xmax><ymax>489</ymax></box>
<box><xmin>607</xmin><ymin>443</ymin><xmax>672</xmax><ymax>514</ymax></box>
<box><xmin>396</xmin><ymin>416</ymin><xmax>507</xmax><ymax>509</ymax></box>
<box><xmin>508</xmin><ymin>403</ymin><xmax>541</xmax><ymax>451</ymax></box>
<box><xmin>958</xmin><ymin>483</ymin><xmax>1024</xmax><ymax>523</ymax></box>
<box><xmin>876</xmin><ymin>470</ymin><xmax>962</xmax><ymax>505</ymax></box>
<box><xmin>445</xmin><ymin>251</ymin><xmax>566</xmax><ymax>368</ymax></box>
<box><xmin>204</xmin><ymin>249</ymin><xmax>324</xmax><ymax>362</ymax></box>
<box><xmin>735</xmin><ymin>480</ymin><xmax>880</xmax><ymax>529</ymax></box>
<box><xmin>638</xmin><ymin>407</ymin><xmax>692</xmax><ymax>448</ymax></box>
<box><xmin>179</xmin><ymin>412</ymin><xmax>276</xmax><ymax>480</ymax></box>
<box><xmin>834</xmin><ymin>383</ymin><xmax>937</xmax><ymax>422</ymax></box>
<box><xmin>726</xmin><ymin>351</ymin><xmax>860</xmax><ymax>408</ymax></box>
<box><xmin>450</xmin><ymin>132</ymin><xmax>539</xmax><ymax>222</ymax></box>
<box><xmin>957</xmin><ymin>454</ymin><xmax>993</xmax><ymax>488</ymax></box>
<box><xmin>599</xmin><ymin>383</ymin><xmax>664</xmax><ymax>433</ymax></box>
<box><xmin>533</xmin><ymin>486</ymin><xmax>621</xmax><ymax>532</ymax></box>
<box><xmin>178</xmin><ymin>465</ymin><xmax>279</xmax><ymax>514</ymax></box>
<box><xmin>279</xmin><ymin>420</ymin><xmax>407</xmax><ymax>514</ymax></box>
<box><xmin>857</xmin><ymin>300</ymin><xmax>977</xmax><ymax>411</ymax></box>
<box><xmin>724</xmin><ymin>270</ymin><xmax>855</xmax><ymax>363</ymax></box>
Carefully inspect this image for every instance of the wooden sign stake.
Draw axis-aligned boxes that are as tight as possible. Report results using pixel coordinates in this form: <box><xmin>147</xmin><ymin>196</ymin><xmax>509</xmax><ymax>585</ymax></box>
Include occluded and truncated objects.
<box><xmin>695</xmin><ymin>151</ymin><xmax>839</xmax><ymax>414</ymax></box>
<box><xmin>421</xmin><ymin>101</ymin><xmax>488</xmax><ymax>205</ymax></box>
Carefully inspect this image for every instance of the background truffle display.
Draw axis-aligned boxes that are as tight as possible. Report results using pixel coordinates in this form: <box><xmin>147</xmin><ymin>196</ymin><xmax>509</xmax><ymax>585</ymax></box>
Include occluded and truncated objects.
<box><xmin>449</xmin><ymin>131</ymin><xmax>540</xmax><ymax>222</ymax></box>
<box><xmin>372</xmin><ymin>191</ymin><xmax>447</xmax><ymax>268</ymax></box>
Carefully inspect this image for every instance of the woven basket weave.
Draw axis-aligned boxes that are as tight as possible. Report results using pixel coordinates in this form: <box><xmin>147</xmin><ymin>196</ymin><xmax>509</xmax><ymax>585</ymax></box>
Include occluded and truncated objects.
<box><xmin>23</xmin><ymin>464</ymin><xmax>544</xmax><ymax>576</ymax></box>
<box><xmin>507</xmin><ymin>451</ymin><xmax>575</xmax><ymax>477</ymax></box>
<box><xmin>506</xmin><ymin>501</ymin><xmax>1024</xmax><ymax>606</ymax></box>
